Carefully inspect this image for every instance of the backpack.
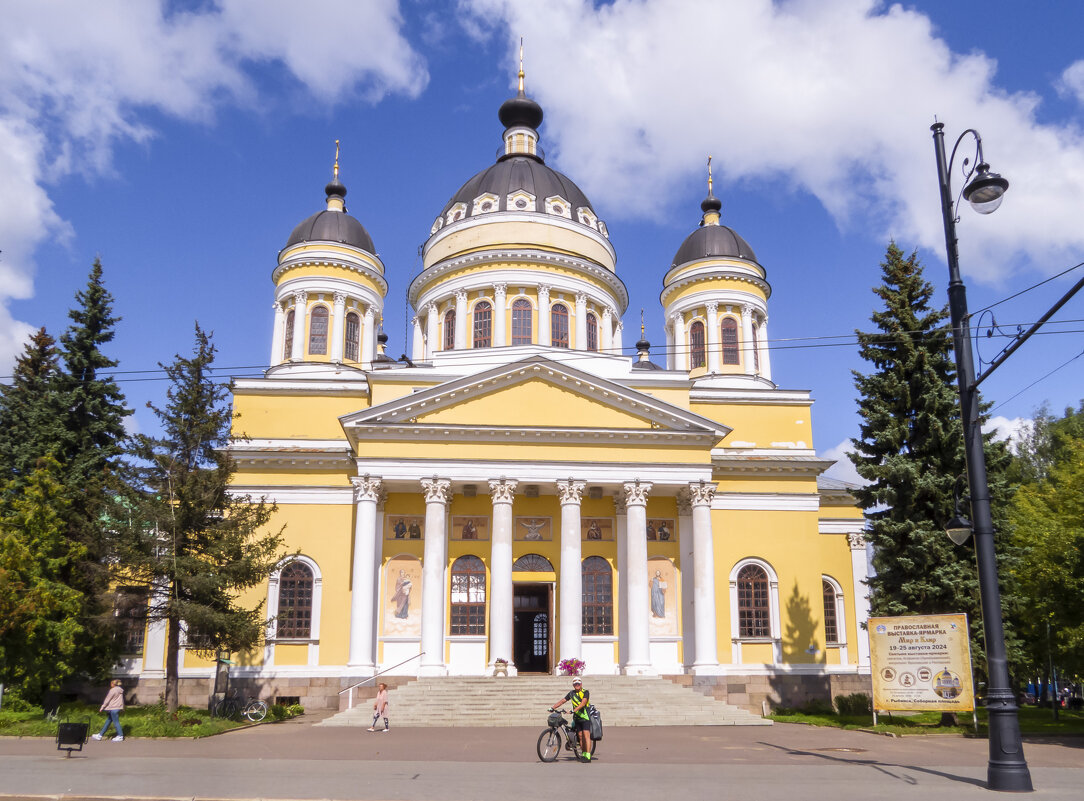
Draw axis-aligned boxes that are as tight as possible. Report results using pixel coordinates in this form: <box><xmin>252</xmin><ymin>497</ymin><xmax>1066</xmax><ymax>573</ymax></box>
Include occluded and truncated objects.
<box><xmin>587</xmin><ymin>704</ymin><xmax>603</xmax><ymax>740</ymax></box>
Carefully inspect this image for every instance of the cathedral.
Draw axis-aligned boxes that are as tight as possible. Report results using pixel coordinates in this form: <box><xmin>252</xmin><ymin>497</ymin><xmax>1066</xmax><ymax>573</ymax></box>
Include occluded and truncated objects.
<box><xmin>123</xmin><ymin>69</ymin><xmax>871</xmax><ymax>712</ymax></box>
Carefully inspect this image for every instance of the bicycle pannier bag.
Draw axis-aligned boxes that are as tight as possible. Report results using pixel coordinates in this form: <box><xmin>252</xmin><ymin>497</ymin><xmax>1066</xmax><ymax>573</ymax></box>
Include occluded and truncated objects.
<box><xmin>587</xmin><ymin>704</ymin><xmax>602</xmax><ymax>740</ymax></box>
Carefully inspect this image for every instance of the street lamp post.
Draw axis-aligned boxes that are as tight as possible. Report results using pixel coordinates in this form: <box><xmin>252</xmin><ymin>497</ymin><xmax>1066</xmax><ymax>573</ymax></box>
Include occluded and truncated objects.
<box><xmin>931</xmin><ymin>122</ymin><xmax>1032</xmax><ymax>792</ymax></box>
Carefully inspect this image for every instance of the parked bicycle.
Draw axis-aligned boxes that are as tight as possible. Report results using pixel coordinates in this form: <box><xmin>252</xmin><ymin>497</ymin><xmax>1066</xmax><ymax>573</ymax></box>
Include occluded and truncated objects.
<box><xmin>212</xmin><ymin>690</ymin><xmax>269</xmax><ymax>723</ymax></box>
<box><xmin>536</xmin><ymin>708</ymin><xmax>599</xmax><ymax>762</ymax></box>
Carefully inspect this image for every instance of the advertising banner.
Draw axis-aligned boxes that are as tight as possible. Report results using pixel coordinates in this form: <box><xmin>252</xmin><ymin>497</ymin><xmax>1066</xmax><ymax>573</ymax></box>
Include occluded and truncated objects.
<box><xmin>868</xmin><ymin>613</ymin><xmax>975</xmax><ymax>712</ymax></box>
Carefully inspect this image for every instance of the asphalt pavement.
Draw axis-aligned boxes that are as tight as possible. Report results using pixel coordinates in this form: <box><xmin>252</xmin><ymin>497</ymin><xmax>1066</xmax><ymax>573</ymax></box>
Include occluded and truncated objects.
<box><xmin>1</xmin><ymin>713</ymin><xmax>1081</xmax><ymax>801</ymax></box>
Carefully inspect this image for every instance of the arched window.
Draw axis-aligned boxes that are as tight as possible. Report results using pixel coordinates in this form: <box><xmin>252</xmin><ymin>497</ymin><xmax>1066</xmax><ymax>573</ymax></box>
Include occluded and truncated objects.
<box><xmin>690</xmin><ymin>320</ymin><xmax>706</xmax><ymax>368</ymax></box>
<box><xmin>308</xmin><ymin>305</ymin><xmax>329</xmax><ymax>355</ymax></box>
<box><xmin>443</xmin><ymin>309</ymin><xmax>456</xmax><ymax>350</ymax></box>
<box><xmin>822</xmin><ymin>579</ymin><xmax>840</xmax><ymax>644</ymax></box>
<box><xmin>283</xmin><ymin>309</ymin><xmax>295</xmax><ymax>359</ymax></box>
<box><xmin>513</xmin><ymin>554</ymin><xmax>554</xmax><ymax>572</ymax></box>
<box><xmin>582</xmin><ymin>556</ymin><xmax>613</xmax><ymax>635</ymax></box>
<box><xmin>751</xmin><ymin>320</ymin><xmax>760</xmax><ymax>372</ymax></box>
<box><xmin>277</xmin><ymin>561</ymin><xmax>314</xmax><ymax>638</ymax></box>
<box><xmin>721</xmin><ymin>318</ymin><xmax>740</xmax><ymax>365</ymax></box>
<box><xmin>737</xmin><ymin>564</ymin><xmax>770</xmax><ymax>637</ymax></box>
<box><xmin>450</xmin><ymin>555</ymin><xmax>486</xmax><ymax>635</ymax></box>
<box><xmin>586</xmin><ymin>313</ymin><xmax>598</xmax><ymax>352</ymax></box>
<box><xmin>512</xmin><ymin>299</ymin><xmax>533</xmax><ymax>344</ymax></box>
<box><xmin>473</xmin><ymin>301</ymin><xmax>492</xmax><ymax>348</ymax></box>
<box><xmin>551</xmin><ymin>303</ymin><xmax>569</xmax><ymax>348</ymax></box>
<box><xmin>344</xmin><ymin>311</ymin><xmax>360</xmax><ymax>361</ymax></box>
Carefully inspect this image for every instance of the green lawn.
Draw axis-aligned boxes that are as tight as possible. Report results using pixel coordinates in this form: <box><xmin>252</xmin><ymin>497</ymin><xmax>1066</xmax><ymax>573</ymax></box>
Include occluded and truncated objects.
<box><xmin>0</xmin><ymin>701</ymin><xmax>303</xmax><ymax>739</ymax></box>
<box><xmin>769</xmin><ymin>705</ymin><xmax>1084</xmax><ymax>737</ymax></box>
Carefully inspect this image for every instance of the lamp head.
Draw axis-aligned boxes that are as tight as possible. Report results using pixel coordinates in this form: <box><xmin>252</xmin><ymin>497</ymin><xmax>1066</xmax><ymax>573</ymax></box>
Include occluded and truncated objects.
<box><xmin>945</xmin><ymin>514</ymin><xmax>973</xmax><ymax>545</ymax></box>
<box><xmin>963</xmin><ymin>162</ymin><xmax>1009</xmax><ymax>214</ymax></box>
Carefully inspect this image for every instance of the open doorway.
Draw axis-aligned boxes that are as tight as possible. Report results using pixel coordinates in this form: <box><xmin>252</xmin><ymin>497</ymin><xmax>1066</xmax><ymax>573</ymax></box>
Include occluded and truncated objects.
<box><xmin>513</xmin><ymin>583</ymin><xmax>552</xmax><ymax>673</ymax></box>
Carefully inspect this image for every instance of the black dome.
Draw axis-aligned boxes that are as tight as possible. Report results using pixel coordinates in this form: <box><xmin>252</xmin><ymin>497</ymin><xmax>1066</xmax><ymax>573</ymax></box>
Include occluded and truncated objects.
<box><xmin>672</xmin><ymin>224</ymin><xmax>757</xmax><ymax>267</ymax></box>
<box><xmin>498</xmin><ymin>90</ymin><xmax>544</xmax><ymax>130</ymax></box>
<box><xmin>439</xmin><ymin>156</ymin><xmax>595</xmax><ymax>218</ymax></box>
<box><xmin>285</xmin><ymin>209</ymin><xmax>375</xmax><ymax>253</ymax></box>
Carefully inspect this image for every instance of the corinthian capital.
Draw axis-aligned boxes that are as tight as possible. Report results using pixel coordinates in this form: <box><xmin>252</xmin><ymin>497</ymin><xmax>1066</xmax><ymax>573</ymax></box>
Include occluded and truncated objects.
<box><xmin>556</xmin><ymin>479</ymin><xmax>586</xmax><ymax>505</ymax></box>
<box><xmin>688</xmin><ymin>480</ymin><xmax>716</xmax><ymax>507</ymax></box>
<box><xmin>676</xmin><ymin>488</ymin><xmax>692</xmax><ymax>517</ymax></box>
<box><xmin>351</xmin><ymin>474</ymin><xmax>383</xmax><ymax>503</ymax></box>
<box><xmin>421</xmin><ymin>477</ymin><xmax>451</xmax><ymax>505</ymax></box>
<box><xmin>489</xmin><ymin>479</ymin><xmax>518</xmax><ymax>504</ymax></box>
<box><xmin>622</xmin><ymin>480</ymin><xmax>652</xmax><ymax>507</ymax></box>
<box><xmin>847</xmin><ymin>532</ymin><xmax>867</xmax><ymax>551</ymax></box>
<box><xmin>333</xmin><ymin>291</ymin><xmax>347</xmax><ymax>306</ymax></box>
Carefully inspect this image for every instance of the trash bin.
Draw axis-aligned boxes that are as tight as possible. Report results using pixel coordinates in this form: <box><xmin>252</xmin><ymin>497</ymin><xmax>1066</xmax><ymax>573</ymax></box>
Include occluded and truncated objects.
<box><xmin>57</xmin><ymin>722</ymin><xmax>89</xmax><ymax>757</ymax></box>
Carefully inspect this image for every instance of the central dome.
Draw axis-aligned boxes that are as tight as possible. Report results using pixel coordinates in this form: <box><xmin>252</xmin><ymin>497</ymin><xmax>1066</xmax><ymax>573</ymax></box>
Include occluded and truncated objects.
<box><xmin>438</xmin><ymin>157</ymin><xmax>595</xmax><ymax>220</ymax></box>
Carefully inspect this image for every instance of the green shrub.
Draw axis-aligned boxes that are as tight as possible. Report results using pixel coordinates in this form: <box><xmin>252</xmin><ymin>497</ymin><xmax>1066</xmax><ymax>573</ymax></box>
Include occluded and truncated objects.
<box><xmin>835</xmin><ymin>693</ymin><xmax>872</xmax><ymax>715</ymax></box>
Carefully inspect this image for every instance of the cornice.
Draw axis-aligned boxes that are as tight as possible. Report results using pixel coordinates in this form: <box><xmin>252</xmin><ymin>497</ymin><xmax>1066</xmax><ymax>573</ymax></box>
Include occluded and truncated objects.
<box><xmin>233</xmin><ymin>373</ymin><xmax>371</xmax><ymax>396</ymax></box>
<box><xmin>273</xmin><ymin>249</ymin><xmax>389</xmax><ymax>296</ymax></box>
<box><xmin>423</xmin><ymin>210</ymin><xmax>616</xmax><ymax>265</ymax></box>
<box><xmin>711</xmin><ymin>452</ymin><xmax>835</xmax><ymax>478</ymax></box>
<box><xmin>352</xmin><ymin>423</ymin><xmax>719</xmax><ymax>446</ymax></box>
<box><xmin>661</xmin><ymin>258</ymin><xmax>770</xmax><ymax>298</ymax></box>
<box><xmin>691</xmin><ymin>387</ymin><xmax>812</xmax><ymax>405</ymax></box>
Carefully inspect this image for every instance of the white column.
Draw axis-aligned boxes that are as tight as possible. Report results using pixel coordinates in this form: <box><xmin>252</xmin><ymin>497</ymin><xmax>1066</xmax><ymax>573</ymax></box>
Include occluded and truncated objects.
<box><xmin>740</xmin><ymin>304</ymin><xmax>755</xmax><ymax>374</ymax></box>
<box><xmin>849</xmin><ymin>532</ymin><xmax>872</xmax><ymax>667</ymax></box>
<box><xmin>672</xmin><ymin>312</ymin><xmax>687</xmax><ymax>372</ymax></box>
<box><xmin>330</xmin><ymin>291</ymin><xmax>347</xmax><ymax>362</ymax></box>
<box><xmin>348</xmin><ymin>475</ymin><xmax>382</xmax><ymax>671</ymax></box>
<box><xmin>494</xmin><ymin>284</ymin><xmax>507</xmax><ymax>347</ymax></box>
<box><xmin>575</xmin><ymin>293</ymin><xmax>587</xmax><ymax>350</ymax></box>
<box><xmin>613</xmin><ymin>320</ymin><xmax>624</xmax><ymax>354</ymax></box>
<box><xmin>538</xmin><ymin>285</ymin><xmax>551</xmax><ymax>346</ymax></box>
<box><xmin>142</xmin><ymin>578</ymin><xmax>169</xmax><ymax>677</ymax></box>
<box><xmin>291</xmin><ymin>292</ymin><xmax>308</xmax><ymax>361</ymax></box>
<box><xmin>689</xmin><ymin>482</ymin><xmax>720</xmax><ymax>673</ymax></box>
<box><xmin>676</xmin><ymin>491</ymin><xmax>694</xmax><ymax>668</ymax></box>
<box><xmin>488</xmin><ymin>479</ymin><xmax>518</xmax><ymax>673</ymax></box>
<box><xmin>601</xmin><ymin>307</ymin><xmax>614</xmax><ymax>353</ymax></box>
<box><xmin>270</xmin><ymin>301</ymin><xmax>285</xmax><ymax>366</ymax></box>
<box><xmin>622</xmin><ymin>481</ymin><xmax>654</xmax><ymax>675</ymax></box>
<box><xmin>373</xmin><ymin>488</ymin><xmax>386</xmax><ymax>669</ymax></box>
<box><xmin>411</xmin><ymin>316</ymin><xmax>424</xmax><ymax>361</ymax></box>
<box><xmin>419</xmin><ymin>478</ymin><xmax>451</xmax><ymax>676</ymax></box>
<box><xmin>556</xmin><ymin>479</ymin><xmax>586</xmax><ymax>665</ymax></box>
<box><xmin>706</xmin><ymin>302</ymin><xmax>721</xmax><ymax>374</ymax></box>
<box><xmin>426</xmin><ymin>303</ymin><xmax>438</xmax><ymax>358</ymax></box>
<box><xmin>454</xmin><ymin>290</ymin><xmax>468</xmax><ymax>350</ymax></box>
<box><xmin>665</xmin><ymin>323</ymin><xmax>674</xmax><ymax>371</ymax></box>
<box><xmin>759</xmin><ymin>315</ymin><xmax>772</xmax><ymax>381</ymax></box>
<box><xmin>361</xmin><ymin>307</ymin><xmax>375</xmax><ymax>367</ymax></box>
<box><xmin>614</xmin><ymin>494</ymin><xmax>628</xmax><ymax>669</ymax></box>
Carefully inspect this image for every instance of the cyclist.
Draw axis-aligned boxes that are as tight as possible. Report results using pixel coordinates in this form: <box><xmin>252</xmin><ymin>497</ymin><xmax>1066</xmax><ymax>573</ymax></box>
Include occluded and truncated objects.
<box><xmin>551</xmin><ymin>677</ymin><xmax>592</xmax><ymax>761</ymax></box>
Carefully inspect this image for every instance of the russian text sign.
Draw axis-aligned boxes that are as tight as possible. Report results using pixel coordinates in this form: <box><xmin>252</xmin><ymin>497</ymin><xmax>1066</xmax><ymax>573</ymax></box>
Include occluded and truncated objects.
<box><xmin>868</xmin><ymin>614</ymin><xmax>974</xmax><ymax>712</ymax></box>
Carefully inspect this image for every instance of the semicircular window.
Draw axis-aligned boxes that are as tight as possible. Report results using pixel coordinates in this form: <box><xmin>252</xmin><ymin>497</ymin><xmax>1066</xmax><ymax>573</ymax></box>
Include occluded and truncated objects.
<box><xmin>513</xmin><ymin>554</ymin><xmax>554</xmax><ymax>572</ymax></box>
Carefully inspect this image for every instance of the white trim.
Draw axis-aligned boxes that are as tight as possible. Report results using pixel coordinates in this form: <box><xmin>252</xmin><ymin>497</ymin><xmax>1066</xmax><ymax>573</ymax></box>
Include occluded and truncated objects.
<box><xmin>712</xmin><ymin>493</ymin><xmax>819</xmax><ymax>512</ymax></box>
<box><xmin>821</xmin><ymin>574</ymin><xmax>848</xmax><ymax>665</ymax></box>
<box><xmin>266</xmin><ymin>555</ymin><xmax>323</xmax><ymax>668</ymax></box>
<box><xmin>819</xmin><ymin>518</ymin><xmax>867</xmax><ymax>535</ymax></box>
<box><xmin>694</xmin><ymin>389</ymin><xmax>813</xmax><ymax>405</ymax></box>
<box><xmin>422</xmin><ymin>214</ymin><xmax>617</xmax><ymax>269</ymax></box>
<box><xmin>227</xmin><ymin>486</ymin><xmax>354</xmax><ymax>504</ymax></box>
<box><xmin>729</xmin><ymin>558</ymin><xmax>782</xmax><ymax>664</ymax></box>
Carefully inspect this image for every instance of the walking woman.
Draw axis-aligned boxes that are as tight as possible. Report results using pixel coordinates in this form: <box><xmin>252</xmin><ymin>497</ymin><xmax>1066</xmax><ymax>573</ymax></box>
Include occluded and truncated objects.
<box><xmin>92</xmin><ymin>680</ymin><xmax>125</xmax><ymax>741</ymax></box>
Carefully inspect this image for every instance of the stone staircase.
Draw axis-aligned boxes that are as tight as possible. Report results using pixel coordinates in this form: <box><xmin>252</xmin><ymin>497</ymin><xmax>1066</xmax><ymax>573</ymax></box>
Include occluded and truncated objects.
<box><xmin>318</xmin><ymin>675</ymin><xmax>770</xmax><ymax>727</ymax></box>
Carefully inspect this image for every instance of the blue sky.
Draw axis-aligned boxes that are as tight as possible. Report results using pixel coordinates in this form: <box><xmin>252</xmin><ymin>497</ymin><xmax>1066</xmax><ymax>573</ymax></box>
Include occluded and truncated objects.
<box><xmin>3</xmin><ymin>0</ymin><xmax>1083</xmax><ymax>483</ymax></box>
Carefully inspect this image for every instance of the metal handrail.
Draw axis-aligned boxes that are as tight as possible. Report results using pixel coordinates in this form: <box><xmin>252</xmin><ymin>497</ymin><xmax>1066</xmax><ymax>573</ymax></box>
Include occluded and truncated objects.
<box><xmin>338</xmin><ymin>653</ymin><xmax>425</xmax><ymax>709</ymax></box>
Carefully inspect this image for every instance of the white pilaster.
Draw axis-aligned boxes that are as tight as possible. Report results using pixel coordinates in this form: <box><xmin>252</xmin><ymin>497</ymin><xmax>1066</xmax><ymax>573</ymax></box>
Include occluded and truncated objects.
<box><xmin>291</xmin><ymin>292</ymin><xmax>308</xmax><ymax>361</ymax></box>
<box><xmin>849</xmin><ymin>532</ymin><xmax>872</xmax><ymax>666</ymax></box>
<box><xmin>348</xmin><ymin>475</ymin><xmax>382</xmax><ymax>671</ymax></box>
<box><xmin>622</xmin><ymin>481</ymin><xmax>654</xmax><ymax>675</ymax></box>
<box><xmin>454</xmin><ymin>290</ymin><xmax>468</xmax><ymax>350</ymax></box>
<box><xmin>488</xmin><ymin>479</ymin><xmax>518</xmax><ymax>673</ymax></box>
<box><xmin>141</xmin><ymin>578</ymin><xmax>169</xmax><ymax>678</ymax></box>
<box><xmin>412</xmin><ymin>316</ymin><xmax>424</xmax><ymax>361</ymax></box>
<box><xmin>537</xmin><ymin>286</ymin><xmax>551</xmax><ymax>346</ymax></box>
<box><xmin>601</xmin><ymin>307</ymin><xmax>614</xmax><ymax>353</ymax></box>
<box><xmin>361</xmin><ymin>307</ymin><xmax>375</xmax><ymax>367</ymax></box>
<box><xmin>419</xmin><ymin>478</ymin><xmax>451</xmax><ymax>676</ymax></box>
<box><xmin>689</xmin><ymin>482</ymin><xmax>720</xmax><ymax>673</ymax></box>
<box><xmin>759</xmin><ymin>315</ymin><xmax>772</xmax><ymax>381</ymax></box>
<box><xmin>270</xmin><ymin>301</ymin><xmax>285</xmax><ymax>366</ymax></box>
<box><xmin>672</xmin><ymin>313</ymin><xmax>687</xmax><ymax>372</ymax></box>
<box><xmin>556</xmin><ymin>479</ymin><xmax>586</xmax><ymax>665</ymax></box>
<box><xmin>494</xmin><ymin>284</ymin><xmax>507</xmax><ymax>347</ymax></box>
<box><xmin>426</xmin><ymin>303</ymin><xmax>438</xmax><ymax>358</ymax></box>
<box><xmin>740</xmin><ymin>304</ymin><xmax>755</xmax><ymax>374</ymax></box>
<box><xmin>575</xmin><ymin>293</ymin><xmax>587</xmax><ymax>350</ymax></box>
<box><xmin>665</xmin><ymin>323</ymin><xmax>675</xmax><ymax>371</ymax></box>
<box><xmin>331</xmin><ymin>291</ymin><xmax>347</xmax><ymax>362</ymax></box>
<box><xmin>614</xmin><ymin>493</ymin><xmax>628</xmax><ymax>668</ymax></box>
<box><xmin>676</xmin><ymin>491</ymin><xmax>694</xmax><ymax>669</ymax></box>
<box><xmin>614</xmin><ymin>320</ymin><xmax>623</xmax><ymax>354</ymax></box>
<box><xmin>706</xmin><ymin>302</ymin><xmax>721</xmax><ymax>374</ymax></box>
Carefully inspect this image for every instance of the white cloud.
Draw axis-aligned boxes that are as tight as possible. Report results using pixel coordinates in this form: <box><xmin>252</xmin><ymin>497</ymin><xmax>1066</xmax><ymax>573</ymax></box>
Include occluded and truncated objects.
<box><xmin>1057</xmin><ymin>60</ymin><xmax>1084</xmax><ymax>106</ymax></box>
<box><xmin>818</xmin><ymin>439</ymin><xmax>867</xmax><ymax>486</ymax></box>
<box><xmin>463</xmin><ymin>0</ymin><xmax>1084</xmax><ymax>285</ymax></box>
<box><xmin>983</xmin><ymin>414</ymin><xmax>1032</xmax><ymax>453</ymax></box>
<box><xmin>0</xmin><ymin>0</ymin><xmax>427</xmax><ymax>373</ymax></box>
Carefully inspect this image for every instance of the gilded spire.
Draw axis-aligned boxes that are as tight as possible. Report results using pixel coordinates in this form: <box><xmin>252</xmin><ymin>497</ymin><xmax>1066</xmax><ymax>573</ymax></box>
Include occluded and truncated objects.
<box><xmin>640</xmin><ymin>308</ymin><xmax>645</xmax><ymax>338</ymax></box>
<box><xmin>325</xmin><ymin>138</ymin><xmax>347</xmax><ymax>209</ymax></box>
<box><xmin>701</xmin><ymin>153</ymin><xmax>722</xmax><ymax>224</ymax></box>
<box><xmin>333</xmin><ymin>139</ymin><xmax>341</xmax><ymax>181</ymax></box>
<box><xmin>518</xmin><ymin>37</ymin><xmax>525</xmax><ymax>93</ymax></box>
<box><xmin>707</xmin><ymin>155</ymin><xmax>713</xmax><ymax>197</ymax></box>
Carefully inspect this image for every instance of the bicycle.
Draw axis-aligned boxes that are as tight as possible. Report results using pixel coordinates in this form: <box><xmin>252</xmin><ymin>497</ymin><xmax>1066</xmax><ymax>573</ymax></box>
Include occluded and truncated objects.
<box><xmin>536</xmin><ymin>708</ymin><xmax>599</xmax><ymax>762</ymax></box>
<box><xmin>213</xmin><ymin>691</ymin><xmax>269</xmax><ymax>723</ymax></box>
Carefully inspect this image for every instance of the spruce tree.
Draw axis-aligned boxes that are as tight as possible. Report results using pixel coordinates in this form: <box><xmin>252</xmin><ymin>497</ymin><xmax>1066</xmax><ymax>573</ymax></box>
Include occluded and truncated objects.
<box><xmin>0</xmin><ymin>328</ymin><xmax>67</xmax><ymax>489</ymax></box>
<box><xmin>110</xmin><ymin>325</ymin><xmax>286</xmax><ymax>711</ymax></box>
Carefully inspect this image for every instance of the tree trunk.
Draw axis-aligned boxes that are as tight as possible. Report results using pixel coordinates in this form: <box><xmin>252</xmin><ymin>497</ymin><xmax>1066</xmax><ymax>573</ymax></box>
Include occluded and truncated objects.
<box><xmin>165</xmin><ymin>615</ymin><xmax>180</xmax><ymax>713</ymax></box>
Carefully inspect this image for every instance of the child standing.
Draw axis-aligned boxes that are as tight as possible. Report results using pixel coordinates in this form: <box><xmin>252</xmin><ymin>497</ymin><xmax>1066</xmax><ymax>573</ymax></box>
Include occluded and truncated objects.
<box><xmin>368</xmin><ymin>682</ymin><xmax>389</xmax><ymax>732</ymax></box>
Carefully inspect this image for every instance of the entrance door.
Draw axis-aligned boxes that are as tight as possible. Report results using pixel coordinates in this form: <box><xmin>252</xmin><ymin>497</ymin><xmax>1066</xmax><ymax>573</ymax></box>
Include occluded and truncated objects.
<box><xmin>513</xmin><ymin>584</ymin><xmax>552</xmax><ymax>673</ymax></box>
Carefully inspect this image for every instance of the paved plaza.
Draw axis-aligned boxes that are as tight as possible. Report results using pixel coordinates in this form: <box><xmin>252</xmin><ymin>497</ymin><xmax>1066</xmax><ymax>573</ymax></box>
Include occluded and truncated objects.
<box><xmin>1</xmin><ymin>714</ymin><xmax>1081</xmax><ymax>801</ymax></box>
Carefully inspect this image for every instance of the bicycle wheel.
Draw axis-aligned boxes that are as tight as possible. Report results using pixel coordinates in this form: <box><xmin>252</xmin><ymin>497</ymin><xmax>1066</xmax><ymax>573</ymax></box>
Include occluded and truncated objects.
<box><xmin>243</xmin><ymin>700</ymin><xmax>269</xmax><ymax>723</ymax></box>
<box><xmin>219</xmin><ymin>698</ymin><xmax>241</xmax><ymax>720</ymax></box>
<box><xmin>536</xmin><ymin>728</ymin><xmax>562</xmax><ymax>762</ymax></box>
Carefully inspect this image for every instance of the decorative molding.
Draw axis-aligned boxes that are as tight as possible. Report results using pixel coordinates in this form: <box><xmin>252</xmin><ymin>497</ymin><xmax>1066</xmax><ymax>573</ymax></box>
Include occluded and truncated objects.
<box><xmin>421</xmin><ymin>477</ymin><xmax>451</xmax><ymax>505</ymax></box>
<box><xmin>675</xmin><ymin>488</ymin><xmax>692</xmax><ymax>516</ymax></box>
<box><xmin>488</xmin><ymin>478</ymin><xmax>518</xmax><ymax>504</ymax></box>
<box><xmin>333</xmin><ymin>291</ymin><xmax>347</xmax><ymax>305</ymax></box>
<box><xmin>226</xmin><ymin>486</ymin><xmax>353</xmax><ymax>505</ymax></box>
<box><xmin>353</xmin><ymin>458</ymin><xmax>711</xmax><ymax>487</ymax></box>
<box><xmin>555</xmin><ymin>479</ymin><xmax>586</xmax><ymax>505</ymax></box>
<box><xmin>711</xmin><ymin>493</ymin><xmax>820</xmax><ymax>512</ymax></box>
<box><xmin>613</xmin><ymin>493</ymin><xmax>627</xmax><ymax>516</ymax></box>
<box><xmin>688</xmin><ymin>481</ymin><xmax>716</xmax><ymax>507</ymax></box>
<box><xmin>622</xmin><ymin>480</ymin><xmax>652</xmax><ymax>507</ymax></box>
<box><xmin>293</xmin><ymin>290</ymin><xmax>308</xmax><ymax>305</ymax></box>
<box><xmin>846</xmin><ymin>532</ymin><xmax>868</xmax><ymax>550</ymax></box>
<box><xmin>350</xmin><ymin>474</ymin><xmax>383</xmax><ymax>503</ymax></box>
<box><xmin>705</xmin><ymin>301</ymin><xmax>718</xmax><ymax>314</ymax></box>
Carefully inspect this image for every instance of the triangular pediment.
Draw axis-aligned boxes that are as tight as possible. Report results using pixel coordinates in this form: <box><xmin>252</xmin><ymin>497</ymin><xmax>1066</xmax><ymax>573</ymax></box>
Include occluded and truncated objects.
<box><xmin>340</xmin><ymin>356</ymin><xmax>729</xmax><ymax>443</ymax></box>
